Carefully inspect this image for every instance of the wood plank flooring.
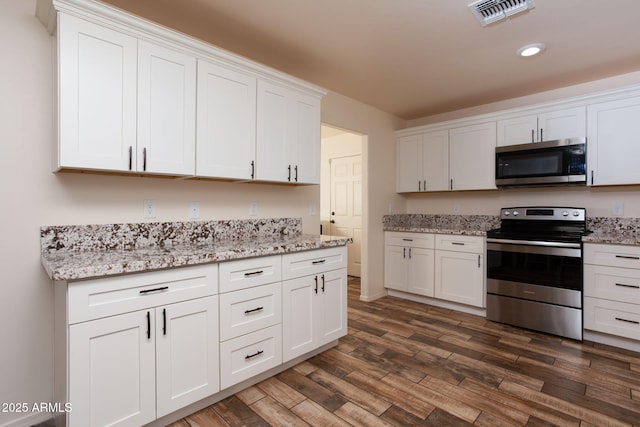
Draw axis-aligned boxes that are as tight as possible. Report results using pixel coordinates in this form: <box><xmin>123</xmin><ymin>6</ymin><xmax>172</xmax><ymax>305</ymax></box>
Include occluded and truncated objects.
<box><xmin>168</xmin><ymin>277</ymin><xmax>640</xmax><ymax>426</ymax></box>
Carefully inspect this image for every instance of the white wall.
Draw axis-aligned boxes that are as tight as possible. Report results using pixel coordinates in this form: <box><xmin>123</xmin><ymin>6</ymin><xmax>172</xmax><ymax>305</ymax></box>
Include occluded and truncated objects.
<box><xmin>0</xmin><ymin>2</ymin><xmax>403</xmax><ymax>425</ymax></box>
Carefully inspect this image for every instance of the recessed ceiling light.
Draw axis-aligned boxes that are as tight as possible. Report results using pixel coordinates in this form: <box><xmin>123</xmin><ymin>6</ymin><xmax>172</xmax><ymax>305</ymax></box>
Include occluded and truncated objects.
<box><xmin>517</xmin><ymin>43</ymin><xmax>545</xmax><ymax>57</ymax></box>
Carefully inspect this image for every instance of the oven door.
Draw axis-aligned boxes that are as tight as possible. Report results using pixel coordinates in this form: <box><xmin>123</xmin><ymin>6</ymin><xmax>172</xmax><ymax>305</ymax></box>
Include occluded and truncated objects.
<box><xmin>486</xmin><ymin>240</ymin><xmax>583</xmax><ymax>306</ymax></box>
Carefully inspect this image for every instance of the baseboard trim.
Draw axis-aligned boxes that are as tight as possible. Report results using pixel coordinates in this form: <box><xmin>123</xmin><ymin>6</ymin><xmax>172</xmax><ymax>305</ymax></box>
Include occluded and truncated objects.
<box><xmin>0</xmin><ymin>411</ymin><xmax>54</xmax><ymax>427</ymax></box>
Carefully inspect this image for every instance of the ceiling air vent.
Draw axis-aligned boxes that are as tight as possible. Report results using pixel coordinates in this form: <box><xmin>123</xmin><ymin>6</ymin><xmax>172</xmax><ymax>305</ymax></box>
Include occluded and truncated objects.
<box><xmin>468</xmin><ymin>0</ymin><xmax>535</xmax><ymax>26</ymax></box>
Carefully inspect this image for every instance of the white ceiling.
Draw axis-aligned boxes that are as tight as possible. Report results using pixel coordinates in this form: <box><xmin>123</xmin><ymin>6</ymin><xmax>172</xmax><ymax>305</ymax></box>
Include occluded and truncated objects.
<box><xmin>102</xmin><ymin>0</ymin><xmax>640</xmax><ymax>120</ymax></box>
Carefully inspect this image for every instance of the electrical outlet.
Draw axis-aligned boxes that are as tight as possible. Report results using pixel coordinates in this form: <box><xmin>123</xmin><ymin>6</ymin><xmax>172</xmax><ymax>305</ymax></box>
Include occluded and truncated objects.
<box><xmin>143</xmin><ymin>200</ymin><xmax>157</xmax><ymax>219</ymax></box>
<box><xmin>612</xmin><ymin>202</ymin><xmax>624</xmax><ymax>216</ymax></box>
<box><xmin>249</xmin><ymin>202</ymin><xmax>258</xmax><ymax>216</ymax></box>
<box><xmin>453</xmin><ymin>204</ymin><xmax>460</xmax><ymax>214</ymax></box>
<box><xmin>309</xmin><ymin>203</ymin><xmax>317</xmax><ymax>216</ymax></box>
<box><xmin>189</xmin><ymin>201</ymin><xmax>200</xmax><ymax>219</ymax></box>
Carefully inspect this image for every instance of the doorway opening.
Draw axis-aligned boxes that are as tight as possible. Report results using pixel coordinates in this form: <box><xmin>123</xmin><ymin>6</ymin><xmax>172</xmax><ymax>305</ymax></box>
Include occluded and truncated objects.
<box><xmin>320</xmin><ymin>124</ymin><xmax>363</xmax><ymax>278</ymax></box>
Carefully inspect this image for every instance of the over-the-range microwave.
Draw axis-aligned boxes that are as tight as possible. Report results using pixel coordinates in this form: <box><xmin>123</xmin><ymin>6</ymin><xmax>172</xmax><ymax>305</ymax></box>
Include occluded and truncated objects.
<box><xmin>495</xmin><ymin>138</ymin><xmax>586</xmax><ymax>187</ymax></box>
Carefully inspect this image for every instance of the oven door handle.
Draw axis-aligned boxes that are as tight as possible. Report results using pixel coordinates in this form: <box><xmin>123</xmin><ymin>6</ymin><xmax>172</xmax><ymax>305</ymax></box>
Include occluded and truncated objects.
<box><xmin>487</xmin><ymin>241</ymin><xmax>582</xmax><ymax>258</ymax></box>
<box><xmin>486</xmin><ymin>238</ymin><xmax>581</xmax><ymax>249</ymax></box>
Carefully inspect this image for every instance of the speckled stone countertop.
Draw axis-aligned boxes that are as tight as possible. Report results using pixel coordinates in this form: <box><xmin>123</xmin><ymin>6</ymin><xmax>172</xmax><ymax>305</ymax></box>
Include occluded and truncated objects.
<box><xmin>383</xmin><ymin>214</ymin><xmax>500</xmax><ymax>236</ymax></box>
<box><xmin>384</xmin><ymin>214</ymin><xmax>640</xmax><ymax>246</ymax></box>
<box><xmin>584</xmin><ymin>217</ymin><xmax>640</xmax><ymax>246</ymax></box>
<box><xmin>41</xmin><ymin>218</ymin><xmax>351</xmax><ymax>281</ymax></box>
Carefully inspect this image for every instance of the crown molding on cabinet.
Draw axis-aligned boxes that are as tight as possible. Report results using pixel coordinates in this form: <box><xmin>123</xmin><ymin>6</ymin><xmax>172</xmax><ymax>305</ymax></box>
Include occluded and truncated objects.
<box><xmin>35</xmin><ymin>0</ymin><xmax>327</xmax><ymax>99</ymax></box>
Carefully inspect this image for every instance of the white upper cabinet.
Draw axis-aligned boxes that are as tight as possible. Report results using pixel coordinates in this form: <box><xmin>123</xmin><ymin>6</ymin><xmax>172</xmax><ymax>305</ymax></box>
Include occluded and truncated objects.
<box><xmin>396</xmin><ymin>130</ymin><xmax>449</xmax><ymax>193</ymax></box>
<box><xmin>496</xmin><ymin>106</ymin><xmax>586</xmax><ymax>146</ymax></box>
<box><xmin>137</xmin><ymin>41</ymin><xmax>196</xmax><ymax>175</ymax></box>
<box><xmin>57</xmin><ymin>13</ymin><xmax>137</xmax><ymax>172</ymax></box>
<box><xmin>57</xmin><ymin>14</ymin><xmax>197</xmax><ymax>175</ymax></box>
<box><xmin>449</xmin><ymin>122</ymin><xmax>497</xmax><ymax>191</ymax></box>
<box><xmin>45</xmin><ymin>1</ymin><xmax>325</xmax><ymax>181</ymax></box>
<box><xmin>587</xmin><ymin>96</ymin><xmax>640</xmax><ymax>186</ymax></box>
<box><xmin>256</xmin><ymin>81</ymin><xmax>321</xmax><ymax>184</ymax></box>
<box><xmin>196</xmin><ymin>61</ymin><xmax>257</xmax><ymax>180</ymax></box>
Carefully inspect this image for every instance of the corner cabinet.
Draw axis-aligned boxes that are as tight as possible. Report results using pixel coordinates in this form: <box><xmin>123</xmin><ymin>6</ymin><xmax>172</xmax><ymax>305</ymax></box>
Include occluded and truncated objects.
<box><xmin>396</xmin><ymin>131</ymin><xmax>449</xmax><ymax>193</ymax></box>
<box><xmin>256</xmin><ymin>81</ymin><xmax>321</xmax><ymax>184</ymax></box>
<box><xmin>384</xmin><ymin>232</ymin><xmax>485</xmax><ymax>308</ymax></box>
<box><xmin>41</xmin><ymin>0</ymin><xmax>325</xmax><ymax>181</ymax></box>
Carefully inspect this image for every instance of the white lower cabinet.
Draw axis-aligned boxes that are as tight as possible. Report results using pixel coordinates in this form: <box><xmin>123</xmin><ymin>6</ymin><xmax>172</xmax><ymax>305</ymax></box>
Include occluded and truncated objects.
<box><xmin>282</xmin><ymin>247</ymin><xmax>348</xmax><ymax>362</ymax></box>
<box><xmin>67</xmin><ymin>295</ymin><xmax>219</xmax><ymax>427</ymax></box>
<box><xmin>434</xmin><ymin>234</ymin><xmax>485</xmax><ymax>308</ymax></box>
<box><xmin>384</xmin><ymin>232</ymin><xmax>435</xmax><ymax>296</ymax></box>
<box><xmin>584</xmin><ymin>243</ymin><xmax>640</xmax><ymax>341</ymax></box>
<box><xmin>58</xmin><ymin>247</ymin><xmax>349</xmax><ymax>426</ymax></box>
<box><xmin>384</xmin><ymin>232</ymin><xmax>485</xmax><ymax>308</ymax></box>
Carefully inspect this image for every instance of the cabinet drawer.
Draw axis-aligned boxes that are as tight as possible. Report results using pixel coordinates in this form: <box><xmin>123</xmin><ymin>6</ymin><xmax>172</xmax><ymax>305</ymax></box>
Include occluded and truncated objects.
<box><xmin>584</xmin><ymin>264</ymin><xmax>640</xmax><ymax>304</ymax></box>
<box><xmin>219</xmin><ymin>324</ymin><xmax>282</xmax><ymax>389</ymax></box>
<box><xmin>219</xmin><ymin>255</ymin><xmax>282</xmax><ymax>293</ymax></box>
<box><xmin>435</xmin><ymin>234</ymin><xmax>484</xmax><ymax>254</ymax></box>
<box><xmin>68</xmin><ymin>264</ymin><xmax>218</xmax><ymax>324</ymax></box>
<box><xmin>584</xmin><ymin>297</ymin><xmax>640</xmax><ymax>340</ymax></box>
<box><xmin>219</xmin><ymin>283</ymin><xmax>282</xmax><ymax>341</ymax></box>
<box><xmin>385</xmin><ymin>232</ymin><xmax>434</xmax><ymax>249</ymax></box>
<box><xmin>584</xmin><ymin>243</ymin><xmax>640</xmax><ymax>269</ymax></box>
<box><xmin>282</xmin><ymin>247</ymin><xmax>347</xmax><ymax>280</ymax></box>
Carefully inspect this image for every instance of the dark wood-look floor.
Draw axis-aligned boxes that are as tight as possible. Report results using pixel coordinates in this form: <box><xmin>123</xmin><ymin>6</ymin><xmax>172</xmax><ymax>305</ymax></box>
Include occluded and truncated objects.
<box><xmin>168</xmin><ymin>277</ymin><xmax>640</xmax><ymax>426</ymax></box>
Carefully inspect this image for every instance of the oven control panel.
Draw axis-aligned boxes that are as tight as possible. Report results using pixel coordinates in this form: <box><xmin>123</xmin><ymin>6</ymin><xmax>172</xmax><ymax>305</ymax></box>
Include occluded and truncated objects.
<box><xmin>500</xmin><ymin>207</ymin><xmax>585</xmax><ymax>221</ymax></box>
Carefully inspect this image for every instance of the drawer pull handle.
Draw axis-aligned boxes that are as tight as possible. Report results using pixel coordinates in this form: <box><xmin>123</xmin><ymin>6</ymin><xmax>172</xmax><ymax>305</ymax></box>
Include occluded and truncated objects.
<box><xmin>615</xmin><ymin>317</ymin><xmax>640</xmax><ymax>325</ymax></box>
<box><xmin>615</xmin><ymin>283</ymin><xmax>640</xmax><ymax>289</ymax></box>
<box><xmin>321</xmin><ymin>274</ymin><xmax>325</xmax><ymax>292</ymax></box>
<box><xmin>244</xmin><ymin>306</ymin><xmax>264</xmax><ymax>314</ymax></box>
<box><xmin>314</xmin><ymin>276</ymin><xmax>318</xmax><ymax>294</ymax></box>
<box><xmin>452</xmin><ymin>242</ymin><xmax>465</xmax><ymax>246</ymax></box>
<box><xmin>244</xmin><ymin>270</ymin><xmax>264</xmax><ymax>277</ymax></box>
<box><xmin>312</xmin><ymin>260</ymin><xmax>326</xmax><ymax>265</ymax></box>
<box><xmin>245</xmin><ymin>350</ymin><xmax>264</xmax><ymax>360</ymax></box>
<box><xmin>140</xmin><ymin>286</ymin><xmax>169</xmax><ymax>295</ymax></box>
<box><xmin>162</xmin><ymin>308</ymin><xmax>167</xmax><ymax>336</ymax></box>
<box><xmin>615</xmin><ymin>255</ymin><xmax>640</xmax><ymax>260</ymax></box>
<box><xmin>402</xmin><ymin>238</ymin><xmax>413</xmax><ymax>242</ymax></box>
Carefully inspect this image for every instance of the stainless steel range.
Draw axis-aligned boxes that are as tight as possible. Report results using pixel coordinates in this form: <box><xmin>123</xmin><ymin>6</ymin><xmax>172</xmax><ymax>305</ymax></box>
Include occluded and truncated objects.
<box><xmin>486</xmin><ymin>207</ymin><xmax>587</xmax><ymax>340</ymax></box>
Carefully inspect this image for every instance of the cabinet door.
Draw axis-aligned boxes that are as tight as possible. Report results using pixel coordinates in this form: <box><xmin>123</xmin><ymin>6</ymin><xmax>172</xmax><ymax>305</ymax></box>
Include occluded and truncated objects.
<box><xmin>407</xmin><ymin>248</ymin><xmax>435</xmax><ymax>297</ymax></box>
<box><xmin>396</xmin><ymin>135</ymin><xmax>422</xmax><ymax>192</ymax></box>
<box><xmin>422</xmin><ymin>130</ymin><xmax>450</xmax><ymax>191</ymax></box>
<box><xmin>384</xmin><ymin>245</ymin><xmax>407</xmax><ymax>291</ymax></box>
<box><xmin>282</xmin><ymin>275</ymin><xmax>316</xmax><ymax>361</ymax></box>
<box><xmin>69</xmin><ymin>311</ymin><xmax>155</xmax><ymax>427</ymax></box>
<box><xmin>196</xmin><ymin>60</ymin><xmax>256</xmax><ymax>179</ymax></box>
<box><xmin>587</xmin><ymin>96</ymin><xmax>640</xmax><ymax>185</ymax></box>
<box><xmin>256</xmin><ymin>81</ymin><xmax>292</xmax><ymax>182</ymax></box>
<box><xmin>137</xmin><ymin>41</ymin><xmax>196</xmax><ymax>175</ymax></box>
<box><xmin>538</xmin><ymin>106</ymin><xmax>585</xmax><ymax>142</ymax></box>
<box><xmin>449</xmin><ymin>122</ymin><xmax>497</xmax><ymax>191</ymax></box>
<box><xmin>156</xmin><ymin>296</ymin><xmax>219</xmax><ymax>418</ymax></box>
<box><xmin>57</xmin><ymin>13</ymin><xmax>137</xmax><ymax>171</ymax></box>
<box><xmin>496</xmin><ymin>114</ymin><xmax>537</xmax><ymax>146</ymax></box>
<box><xmin>292</xmin><ymin>92</ymin><xmax>321</xmax><ymax>184</ymax></box>
<box><xmin>318</xmin><ymin>268</ymin><xmax>348</xmax><ymax>346</ymax></box>
<box><xmin>435</xmin><ymin>251</ymin><xmax>484</xmax><ymax>307</ymax></box>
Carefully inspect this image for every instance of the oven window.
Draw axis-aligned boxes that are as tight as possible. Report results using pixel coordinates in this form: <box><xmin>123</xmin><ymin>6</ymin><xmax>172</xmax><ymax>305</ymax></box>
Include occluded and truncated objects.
<box><xmin>487</xmin><ymin>248</ymin><xmax>582</xmax><ymax>290</ymax></box>
<box><xmin>497</xmin><ymin>150</ymin><xmax>563</xmax><ymax>178</ymax></box>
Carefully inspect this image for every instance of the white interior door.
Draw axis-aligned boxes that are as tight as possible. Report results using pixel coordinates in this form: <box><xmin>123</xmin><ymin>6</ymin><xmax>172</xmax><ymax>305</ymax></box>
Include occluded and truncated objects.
<box><xmin>330</xmin><ymin>155</ymin><xmax>362</xmax><ymax>277</ymax></box>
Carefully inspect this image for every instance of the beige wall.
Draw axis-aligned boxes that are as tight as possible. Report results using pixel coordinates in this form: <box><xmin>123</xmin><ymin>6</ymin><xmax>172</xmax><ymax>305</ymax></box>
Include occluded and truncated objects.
<box><xmin>0</xmin><ymin>2</ymin><xmax>403</xmax><ymax>425</ymax></box>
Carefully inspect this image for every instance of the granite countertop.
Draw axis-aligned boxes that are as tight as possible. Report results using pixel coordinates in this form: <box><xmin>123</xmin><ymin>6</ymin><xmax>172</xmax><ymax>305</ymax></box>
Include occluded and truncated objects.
<box><xmin>383</xmin><ymin>214</ymin><xmax>640</xmax><ymax>246</ymax></box>
<box><xmin>382</xmin><ymin>214</ymin><xmax>500</xmax><ymax>236</ymax></box>
<box><xmin>40</xmin><ymin>218</ymin><xmax>351</xmax><ymax>282</ymax></box>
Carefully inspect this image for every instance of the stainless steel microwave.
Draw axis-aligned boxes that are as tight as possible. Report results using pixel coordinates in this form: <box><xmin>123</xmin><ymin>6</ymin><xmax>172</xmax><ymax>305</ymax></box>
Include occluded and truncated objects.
<box><xmin>495</xmin><ymin>138</ymin><xmax>586</xmax><ymax>187</ymax></box>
